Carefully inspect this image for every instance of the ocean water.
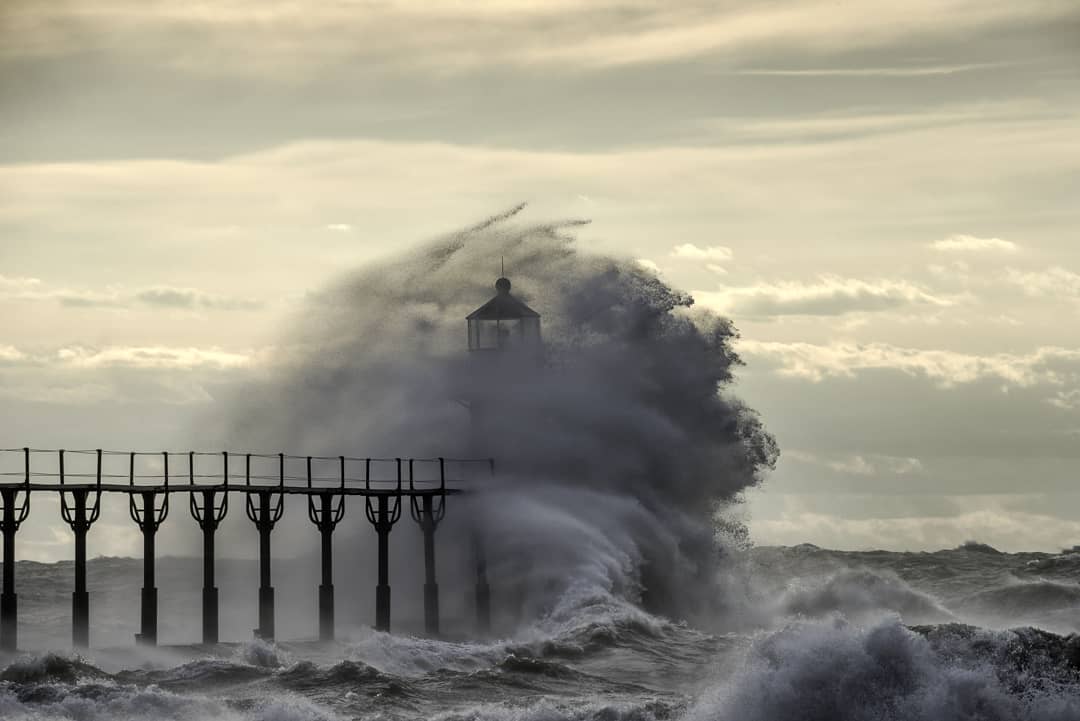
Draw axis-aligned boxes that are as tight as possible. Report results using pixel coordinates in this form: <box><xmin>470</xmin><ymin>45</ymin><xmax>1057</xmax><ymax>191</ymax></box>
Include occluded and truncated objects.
<box><xmin>1</xmin><ymin>542</ymin><xmax>1078</xmax><ymax>721</ymax></box>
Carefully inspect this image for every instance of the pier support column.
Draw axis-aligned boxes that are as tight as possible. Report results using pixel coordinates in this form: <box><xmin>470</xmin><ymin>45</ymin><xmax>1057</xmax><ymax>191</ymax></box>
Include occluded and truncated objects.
<box><xmin>313</xmin><ymin>492</ymin><xmax>343</xmax><ymax>641</ymax></box>
<box><xmin>319</xmin><ymin>519</ymin><xmax>334</xmax><ymax>641</ymax></box>
<box><xmin>257</xmin><ymin>492</ymin><xmax>275</xmax><ymax>640</ymax></box>
<box><xmin>59</xmin><ymin>450</ymin><xmax>101</xmax><ymax>649</ymax></box>
<box><xmin>131</xmin><ymin>488</ymin><xmax>168</xmax><ymax>646</ymax></box>
<box><xmin>375</xmin><ymin>496</ymin><xmax>391</xmax><ymax>632</ymax></box>
<box><xmin>1</xmin><ymin>501</ymin><xmax>15</xmax><ymax>651</ymax></box>
<box><xmin>130</xmin><ymin>453</ymin><xmax>170</xmax><ymax>646</ymax></box>
<box><xmin>407</xmin><ymin>460</ymin><xmax>445</xmax><ymax>637</ymax></box>
<box><xmin>1</xmin><ymin>480</ymin><xmax>29</xmax><ymax>652</ymax></box>
<box><xmin>138</xmin><ymin>494</ymin><xmax>158</xmax><ymax>645</ymax></box>
<box><xmin>190</xmin><ymin>474</ymin><xmax>228</xmax><ymax>645</ymax></box>
<box><xmin>71</xmin><ymin>490</ymin><xmax>90</xmax><ymax>648</ymax></box>
<box><xmin>305</xmin><ymin>458</ymin><xmax>345</xmax><ymax>642</ymax></box>
<box><xmin>203</xmin><ymin>519</ymin><xmax>218</xmax><ymax>642</ymax></box>
<box><xmin>301</xmin><ymin>459</ymin><xmax>348</xmax><ymax>641</ymax></box>
<box><xmin>365</xmin><ymin>466</ymin><xmax>401</xmax><ymax>634</ymax></box>
<box><xmin>413</xmin><ymin>494</ymin><xmax>443</xmax><ymax>636</ymax></box>
<box><xmin>246</xmin><ymin>481</ymin><xmax>283</xmax><ymax>642</ymax></box>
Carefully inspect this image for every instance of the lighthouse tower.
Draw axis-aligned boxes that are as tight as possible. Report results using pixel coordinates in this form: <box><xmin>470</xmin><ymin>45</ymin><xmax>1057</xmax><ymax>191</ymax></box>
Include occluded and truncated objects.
<box><xmin>464</xmin><ymin>274</ymin><xmax>542</xmax><ymax>632</ymax></box>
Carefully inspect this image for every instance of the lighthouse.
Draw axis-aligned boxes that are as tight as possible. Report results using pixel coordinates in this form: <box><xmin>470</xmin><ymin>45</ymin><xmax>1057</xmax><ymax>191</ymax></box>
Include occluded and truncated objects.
<box><xmin>464</xmin><ymin>274</ymin><xmax>542</xmax><ymax>632</ymax></box>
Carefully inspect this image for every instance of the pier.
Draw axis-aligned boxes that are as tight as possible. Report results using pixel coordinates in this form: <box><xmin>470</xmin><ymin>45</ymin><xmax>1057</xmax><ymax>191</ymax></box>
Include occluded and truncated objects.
<box><xmin>0</xmin><ymin>448</ymin><xmax>493</xmax><ymax>651</ymax></box>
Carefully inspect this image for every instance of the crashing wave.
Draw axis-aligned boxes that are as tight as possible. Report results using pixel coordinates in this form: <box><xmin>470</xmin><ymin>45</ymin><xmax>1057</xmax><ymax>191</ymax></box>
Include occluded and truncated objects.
<box><xmin>685</xmin><ymin>617</ymin><xmax>1080</xmax><ymax>721</ymax></box>
<box><xmin>777</xmin><ymin>569</ymin><xmax>955</xmax><ymax>624</ymax></box>
<box><xmin>956</xmin><ymin>541</ymin><xmax>1004</xmax><ymax>555</ymax></box>
<box><xmin>958</xmin><ymin>580</ymin><xmax>1080</xmax><ymax>616</ymax></box>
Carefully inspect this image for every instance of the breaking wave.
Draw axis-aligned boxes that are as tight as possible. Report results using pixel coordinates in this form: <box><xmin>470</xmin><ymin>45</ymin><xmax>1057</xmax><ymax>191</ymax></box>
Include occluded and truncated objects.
<box><xmin>777</xmin><ymin>569</ymin><xmax>955</xmax><ymax>624</ymax></box>
<box><xmin>958</xmin><ymin>580</ymin><xmax>1080</xmax><ymax>616</ymax></box>
<box><xmin>686</xmin><ymin>617</ymin><xmax>1080</xmax><ymax>721</ymax></box>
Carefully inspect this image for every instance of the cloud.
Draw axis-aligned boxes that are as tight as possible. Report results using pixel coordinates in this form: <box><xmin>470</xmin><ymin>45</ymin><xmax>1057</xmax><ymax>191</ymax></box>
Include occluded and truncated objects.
<box><xmin>636</xmin><ymin>258</ymin><xmax>661</xmax><ymax>273</ymax></box>
<box><xmin>671</xmin><ymin>243</ymin><xmax>734</xmax><ymax>262</ymax></box>
<box><xmin>738</xmin><ymin>340</ymin><xmax>1080</xmax><ymax>387</ymax></box>
<box><xmin>693</xmin><ymin>276</ymin><xmax>949</xmax><ymax>318</ymax></box>
<box><xmin>786</xmin><ymin>449</ymin><xmax>923</xmax><ymax>476</ymax></box>
<box><xmin>732</xmin><ymin>62</ymin><xmax>1017</xmax><ymax>77</ymax></box>
<box><xmin>1048</xmin><ymin>389</ymin><xmax>1080</xmax><ymax>410</ymax></box>
<box><xmin>2</xmin><ymin>1</ymin><xmax>1072</xmax><ymax>76</ymax></box>
<box><xmin>0</xmin><ymin>344</ymin><xmax>259</xmax><ymax>405</ymax></box>
<box><xmin>0</xmin><ymin>275</ymin><xmax>42</xmax><ymax>292</ymax></box>
<box><xmin>827</xmin><ymin>454</ymin><xmax>923</xmax><ymax>476</ymax></box>
<box><xmin>930</xmin><ymin>234</ymin><xmax>1018</xmax><ymax>253</ymax></box>
<box><xmin>325</xmin><ymin>223</ymin><xmax>352</xmax><ymax>232</ymax></box>
<box><xmin>0</xmin><ymin>345</ymin><xmax>28</xmax><ymax>365</ymax></box>
<box><xmin>134</xmin><ymin>287</ymin><xmax>263</xmax><ymax>310</ymax></box>
<box><xmin>54</xmin><ymin>346</ymin><xmax>252</xmax><ymax>371</ymax></box>
<box><xmin>0</xmin><ymin>277</ymin><xmax>263</xmax><ymax>311</ymax></box>
<box><xmin>1005</xmin><ymin>266</ymin><xmax>1080</xmax><ymax>299</ymax></box>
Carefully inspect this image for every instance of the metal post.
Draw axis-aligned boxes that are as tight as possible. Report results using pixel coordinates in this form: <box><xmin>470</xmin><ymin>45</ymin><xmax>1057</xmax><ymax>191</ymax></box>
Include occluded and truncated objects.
<box><xmin>202</xmin><ymin>500</ymin><xmax>218</xmax><ymax>643</ymax></box>
<box><xmin>375</xmin><ymin>495</ymin><xmax>391</xmax><ymax>633</ymax></box>
<box><xmin>307</xmin><ymin>456</ymin><xmax>344</xmax><ymax>643</ymax></box>
<box><xmin>191</xmin><ymin>450</ymin><xmax>228</xmax><ymax>645</ymax></box>
<box><xmin>130</xmin><ymin>452</ymin><xmax>168</xmax><ymax>646</ymax></box>
<box><xmin>1</xmin><ymin>491</ymin><xmax>16</xmax><ymax>651</ymax></box>
<box><xmin>365</xmin><ymin>459</ymin><xmax>401</xmax><ymax>633</ymax></box>
<box><xmin>137</xmin><ymin>492</ymin><xmax>158</xmax><ymax>645</ymax></box>
<box><xmin>318</xmin><ymin>494</ymin><xmax>335</xmax><ymax>641</ymax></box>
<box><xmin>71</xmin><ymin>489</ymin><xmax>90</xmax><ymax>648</ymax></box>
<box><xmin>408</xmin><ymin>459</ymin><xmax>445</xmax><ymax>637</ymax></box>
<box><xmin>59</xmin><ymin>449</ymin><xmax>101</xmax><ymax>650</ymax></box>
<box><xmin>420</xmin><ymin>495</ymin><xmax>439</xmax><ymax>636</ymax></box>
<box><xmin>245</xmin><ymin>454</ymin><xmax>283</xmax><ymax>641</ymax></box>
<box><xmin>257</xmin><ymin>491</ymin><xmax>274</xmax><ymax>640</ymax></box>
<box><xmin>191</xmin><ymin>486</ymin><xmax>224</xmax><ymax>644</ymax></box>
<box><xmin>1</xmin><ymin>484</ymin><xmax>27</xmax><ymax>652</ymax></box>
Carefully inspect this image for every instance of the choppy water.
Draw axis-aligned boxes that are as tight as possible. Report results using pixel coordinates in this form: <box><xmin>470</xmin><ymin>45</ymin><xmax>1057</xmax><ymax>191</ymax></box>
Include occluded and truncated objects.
<box><xmin>2</xmin><ymin>542</ymin><xmax>1078</xmax><ymax>721</ymax></box>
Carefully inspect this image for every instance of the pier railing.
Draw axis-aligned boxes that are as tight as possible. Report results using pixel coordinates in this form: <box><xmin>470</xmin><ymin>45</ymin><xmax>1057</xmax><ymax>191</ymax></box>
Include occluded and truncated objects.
<box><xmin>0</xmin><ymin>447</ymin><xmax>495</xmax><ymax>651</ymax></box>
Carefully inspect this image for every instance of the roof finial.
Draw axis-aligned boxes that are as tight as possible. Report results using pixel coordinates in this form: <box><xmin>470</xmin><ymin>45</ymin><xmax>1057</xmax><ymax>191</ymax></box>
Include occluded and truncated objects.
<box><xmin>495</xmin><ymin>255</ymin><xmax>512</xmax><ymax>293</ymax></box>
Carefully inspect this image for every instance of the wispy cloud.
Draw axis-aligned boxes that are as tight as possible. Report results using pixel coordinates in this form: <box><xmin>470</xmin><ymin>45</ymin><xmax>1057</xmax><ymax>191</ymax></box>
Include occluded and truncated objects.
<box><xmin>1048</xmin><ymin>389</ymin><xmax>1080</xmax><ymax>410</ymax></box>
<box><xmin>671</xmin><ymin>243</ymin><xmax>734</xmax><ymax>261</ymax></box>
<box><xmin>54</xmin><ymin>345</ymin><xmax>253</xmax><ymax>371</ymax></box>
<box><xmin>787</xmin><ymin>449</ymin><xmax>924</xmax><ymax>476</ymax></box>
<box><xmin>0</xmin><ymin>345</ymin><xmax>28</xmax><ymax>365</ymax></box>
<box><xmin>739</xmin><ymin>340</ymin><xmax>1080</xmax><ymax>387</ymax></box>
<box><xmin>0</xmin><ymin>276</ymin><xmax>263</xmax><ymax>311</ymax></box>
<box><xmin>5</xmin><ymin>0</ymin><xmax>1069</xmax><ymax>76</ymax></box>
<box><xmin>732</xmin><ymin>61</ymin><xmax>1016</xmax><ymax>77</ymax></box>
<box><xmin>0</xmin><ymin>344</ymin><xmax>259</xmax><ymax>405</ymax></box>
<box><xmin>694</xmin><ymin>276</ymin><xmax>949</xmax><ymax>318</ymax></box>
<box><xmin>827</xmin><ymin>454</ymin><xmax>924</xmax><ymax>476</ymax></box>
<box><xmin>1006</xmin><ymin>266</ymin><xmax>1080</xmax><ymax>299</ymax></box>
<box><xmin>930</xmin><ymin>234</ymin><xmax>1018</xmax><ymax>253</ymax></box>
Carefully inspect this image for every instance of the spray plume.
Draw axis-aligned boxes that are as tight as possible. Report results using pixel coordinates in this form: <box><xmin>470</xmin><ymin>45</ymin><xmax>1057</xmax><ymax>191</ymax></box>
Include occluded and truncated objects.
<box><xmin>212</xmin><ymin>206</ymin><xmax>777</xmax><ymax>627</ymax></box>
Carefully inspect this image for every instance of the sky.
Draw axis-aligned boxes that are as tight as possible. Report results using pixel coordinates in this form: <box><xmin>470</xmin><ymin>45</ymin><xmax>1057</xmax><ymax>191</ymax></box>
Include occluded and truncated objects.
<box><xmin>1</xmin><ymin>0</ymin><xmax>1079</xmax><ymax>558</ymax></box>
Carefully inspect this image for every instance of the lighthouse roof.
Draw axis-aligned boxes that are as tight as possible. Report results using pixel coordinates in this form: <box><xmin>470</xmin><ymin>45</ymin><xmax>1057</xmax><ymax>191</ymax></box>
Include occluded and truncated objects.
<box><xmin>466</xmin><ymin>278</ymin><xmax>540</xmax><ymax>320</ymax></box>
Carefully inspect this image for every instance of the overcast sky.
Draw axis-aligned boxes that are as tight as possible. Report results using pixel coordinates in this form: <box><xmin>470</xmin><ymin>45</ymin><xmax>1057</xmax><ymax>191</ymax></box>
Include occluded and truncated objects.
<box><xmin>2</xmin><ymin>1</ymin><xmax>1079</xmax><ymax>558</ymax></box>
